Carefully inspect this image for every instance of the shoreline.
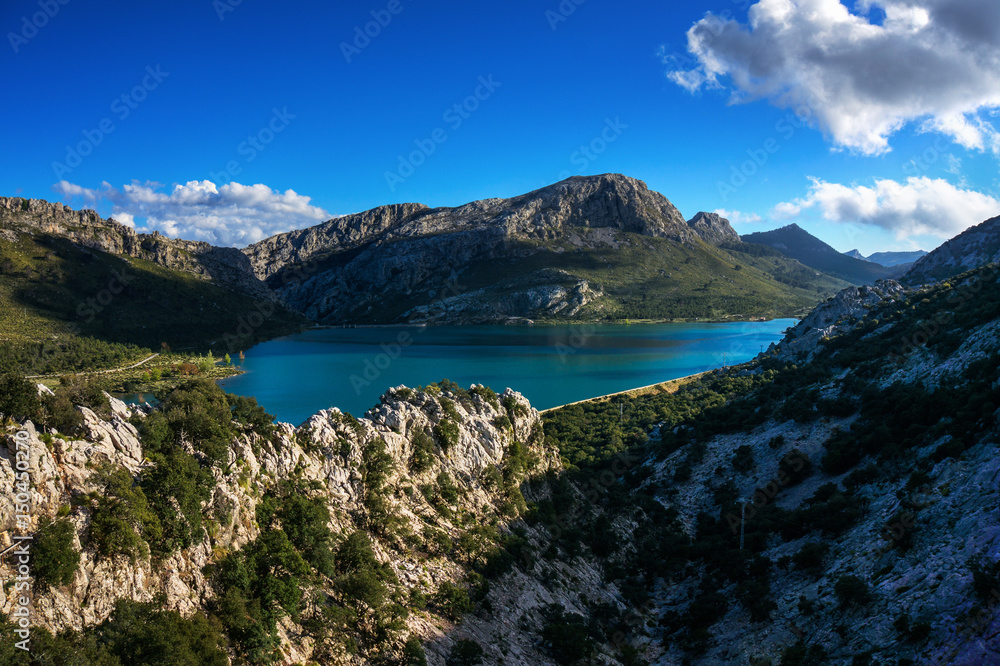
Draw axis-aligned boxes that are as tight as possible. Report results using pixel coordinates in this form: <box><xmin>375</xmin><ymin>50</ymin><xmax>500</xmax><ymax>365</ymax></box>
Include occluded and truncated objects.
<box><xmin>539</xmin><ymin>370</ymin><xmax>711</xmax><ymax>414</ymax></box>
<box><xmin>309</xmin><ymin>315</ymin><xmax>801</xmax><ymax>330</ymax></box>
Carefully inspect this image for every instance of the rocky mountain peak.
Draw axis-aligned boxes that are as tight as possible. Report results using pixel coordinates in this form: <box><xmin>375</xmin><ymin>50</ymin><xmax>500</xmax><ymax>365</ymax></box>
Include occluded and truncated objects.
<box><xmin>686</xmin><ymin>211</ymin><xmax>740</xmax><ymax>245</ymax></box>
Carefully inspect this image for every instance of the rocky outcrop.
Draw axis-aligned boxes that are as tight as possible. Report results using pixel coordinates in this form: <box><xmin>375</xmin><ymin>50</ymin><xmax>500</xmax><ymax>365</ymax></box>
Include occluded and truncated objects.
<box><xmin>765</xmin><ymin>279</ymin><xmax>907</xmax><ymax>362</ymax></box>
<box><xmin>0</xmin><ymin>197</ymin><xmax>272</xmax><ymax>300</ymax></box>
<box><xmin>1</xmin><ymin>384</ymin><xmax>640</xmax><ymax>664</ymax></box>
<box><xmin>686</xmin><ymin>211</ymin><xmax>740</xmax><ymax>245</ymax></box>
<box><xmin>904</xmin><ymin>215</ymin><xmax>1000</xmax><ymax>285</ymax></box>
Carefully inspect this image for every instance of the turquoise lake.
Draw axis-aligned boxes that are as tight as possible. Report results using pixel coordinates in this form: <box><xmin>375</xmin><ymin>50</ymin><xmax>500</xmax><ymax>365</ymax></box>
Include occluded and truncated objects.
<box><xmin>217</xmin><ymin>320</ymin><xmax>796</xmax><ymax>425</ymax></box>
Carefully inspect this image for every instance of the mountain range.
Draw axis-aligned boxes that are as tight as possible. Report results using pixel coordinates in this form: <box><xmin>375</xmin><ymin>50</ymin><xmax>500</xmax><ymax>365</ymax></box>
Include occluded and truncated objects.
<box><xmin>741</xmin><ymin>224</ymin><xmax>902</xmax><ymax>284</ymax></box>
<box><xmin>845</xmin><ymin>249</ymin><xmax>928</xmax><ymax>268</ymax></box>
<box><xmin>1</xmin><ymin>176</ymin><xmax>856</xmax><ymax>358</ymax></box>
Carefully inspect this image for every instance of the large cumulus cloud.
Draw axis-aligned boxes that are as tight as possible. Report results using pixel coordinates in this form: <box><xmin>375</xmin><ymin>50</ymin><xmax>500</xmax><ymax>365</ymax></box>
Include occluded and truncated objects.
<box><xmin>667</xmin><ymin>0</ymin><xmax>1000</xmax><ymax>155</ymax></box>
<box><xmin>772</xmin><ymin>176</ymin><xmax>1000</xmax><ymax>238</ymax></box>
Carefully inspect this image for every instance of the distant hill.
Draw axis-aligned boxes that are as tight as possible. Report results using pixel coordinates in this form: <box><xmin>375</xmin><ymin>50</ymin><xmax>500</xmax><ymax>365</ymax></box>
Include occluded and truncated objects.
<box><xmin>0</xmin><ymin>197</ymin><xmax>305</xmax><ymax>372</ymax></box>
<box><xmin>244</xmin><ymin>175</ymin><xmax>849</xmax><ymax>324</ymax></box>
<box><xmin>903</xmin><ymin>215</ymin><xmax>1000</xmax><ymax>285</ymax></box>
<box><xmin>741</xmin><ymin>224</ymin><xmax>895</xmax><ymax>285</ymax></box>
<box><xmin>867</xmin><ymin>250</ymin><xmax>928</xmax><ymax>267</ymax></box>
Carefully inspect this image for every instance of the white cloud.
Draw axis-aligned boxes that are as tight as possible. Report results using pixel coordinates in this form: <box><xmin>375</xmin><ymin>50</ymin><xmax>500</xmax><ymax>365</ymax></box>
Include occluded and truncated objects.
<box><xmin>52</xmin><ymin>180</ymin><xmax>332</xmax><ymax>246</ymax></box>
<box><xmin>772</xmin><ymin>176</ymin><xmax>1000</xmax><ymax>238</ymax></box>
<box><xmin>714</xmin><ymin>208</ymin><xmax>763</xmax><ymax>225</ymax></box>
<box><xmin>668</xmin><ymin>0</ymin><xmax>1000</xmax><ymax>155</ymax></box>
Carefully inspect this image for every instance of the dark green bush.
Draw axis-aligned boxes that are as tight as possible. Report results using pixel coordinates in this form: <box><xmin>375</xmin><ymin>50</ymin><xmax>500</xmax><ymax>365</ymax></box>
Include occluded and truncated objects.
<box><xmin>141</xmin><ymin>448</ymin><xmax>210</xmax><ymax>555</ymax></box>
<box><xmin>540</xmin><ymin>604</ymin><xmax>595</xmax><ymax>665</ymax></box>
<box><xmin>433</xmin><ymin>582</ymin><xmax>473</xmax><ymax>621</ymax></box>
<box><xmin>409</xmin><ymin>429</ymin><xmax>436</xmax><ymax>473</ymax></box>
<box><xmin>32</xmin><ymin>518</ymin><xmax>80</xmax><ymax>588</ymax></box>
<box><xmin>433</xmin><ymin>419</ymin><xmax>460</xmax><ymax>451</ymax></box>
<box><xmin>834</xmin><ymin>575</ymin><xmax>872</xmax><ymax>607</ymax></box>
<box><xmin>792</xmin><ymin>542</ymin><xmax>828</xmax><ymax>574</ymax></box>
<box><xmin>447</xmin><ymin>638</ymin><xmax>484</xmax><ymax>666</ymax></box>
<box><xmin>732</xmin><ymin>445</ymin><xmax>755</xmax><ymax>472</ymax></box>
<box><xmin>403</xmin><ymin>636</ymin><xmax>428</xmax><ymax>665</ymax></box>
<box><xmin>89</xmin><ymin>467</ymin><xmax>161</xmax><ymax>561</ymax></box>
<box><xmin>0</xmin><ymin>372</ymin><xmax>40</xmax><ymax>422</ymax></box>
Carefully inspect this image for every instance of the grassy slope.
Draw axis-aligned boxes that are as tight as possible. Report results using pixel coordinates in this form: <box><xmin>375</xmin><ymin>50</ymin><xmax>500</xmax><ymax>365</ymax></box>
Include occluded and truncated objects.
<box><xmin>0</xmin><ymin>230</ymin><xmax>305</xmax><ymax>373</ymax></box>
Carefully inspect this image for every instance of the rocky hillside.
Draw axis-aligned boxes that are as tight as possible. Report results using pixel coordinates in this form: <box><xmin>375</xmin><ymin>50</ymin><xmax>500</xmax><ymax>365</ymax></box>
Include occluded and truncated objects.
<box><xmin>243</xmin><ymin>175</ymin><xmax>845</xmax><ymax>324</ymax></box>
<box><xmin>0</xmin><ymin>378</ymin><xmax>653</xmax><ymax>665</ymax></box>
<box><xmin>0</xmin><ymin>198</ymin><xmax>304</xmax><ymax>359</ymax></box>
<box><xmin>542</xmin><ymin>260</ymin><xmax>1000</xmax><ymax>665</ymax></box>
<box><xmin>0</xmin><ymin>198</ymin><xmax>271</xmax><ymax>301</ymax></box>
<box><xmin>903</xmin><ymin>215</ymin><xmax>1000</xmax><ymax>286</ymax></box>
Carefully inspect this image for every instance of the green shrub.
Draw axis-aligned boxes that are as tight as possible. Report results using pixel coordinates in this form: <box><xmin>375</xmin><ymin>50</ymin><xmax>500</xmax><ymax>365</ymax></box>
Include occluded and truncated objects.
<box><xmin>834</xmin><ymin>575</ymin><xmax>872</xmax><ymax>607</ymax></box>
<box><xmin>256</xmin><ymin>480</ymin><xmax>335</xmax><ymax>576</ymax></box>
<box><xmin>433</xmin><ymin>419</ymin><xmax>460</xmax><ymax>451</ymax></box>
<box><xmin>540</xmin><ymin>604</ymin><xmax>595</xmax><ymax>665</ymax></box>
<box><xmin>32</xmin><ymin>518</ymin><xmax>80</xmax><ymax>588</ymax></box>
<box><xmin>732</xmin><ymin>445</ymin><xmax>755</xmax><ymax>472</ymax></box>
<box><xmin>212</xmin><ymin>529</ymin><xmax>311</xmax><ymax>663</ymax></box>
<box><xmin>447</xmin><ymin>638</ymin><xmax>484</xmax><ymax>666</ymax></box>
<box><xmin>228</xmin><ymin>393</ymin><xmax>276</xmax><ymax>440</ymax></box>
<box><xmin>409</xmin><ymin>429</ymin><xmax>435</xmax><ymax>473</ymax></box>
<box><xmin>792</xmin><ymin>542</ymin><xmax>828</xmax><ymax>574</ymax></box>
<box><xmin>0</xmin><ymin>372</ymin><xmax>40</xmax><ymax>422</ymax></box>
<box><xmin>433</xmin><ymin>582</ymin><xmax>473</xmax><ymax>621</ymax></box>
<box><xmin>141</xmin><ymin>448</ymin><xmax>211</xmax><ymax>555</ymax></box>
<box><xmin>96</xmin><ymin>599</ymin><xmax>228</xmax><ymax>665</ymax></box>
<box><xmin>469</xmin><ymin>385</ymin><xmax>499</xmax><ymax>409</ymax></box>
<box><xmin>439</xmin><ymin>397</ymin><xmax>464</xmax><ymax>423</ymax></box>
<box><xmin>967</xmin><ymin>555</ymin><xmax>1000</xmax><ymax>602</ymax></box>
<box><xmin>403</xmin><ymin>636</ymin><xmax>428</xmax><ymax>665</ymax></box>
<box><xmin>40</xmin><ymin>390</ymin><xmax>84</xmax><ymax>437</ymax></box>
<box><xmin>0</xmin><ymin>600</ymin><xmax>228</xmax><ymax>665</ymax></box>
<box><xmin>89</xmin><ymin>467</ymin><xmax>161</xmax><ymax>561</ymax></box>
<box><xmin>437</xmin><ymin>471</ymin><xmax>460</xmax><ymax>505</ymax></box>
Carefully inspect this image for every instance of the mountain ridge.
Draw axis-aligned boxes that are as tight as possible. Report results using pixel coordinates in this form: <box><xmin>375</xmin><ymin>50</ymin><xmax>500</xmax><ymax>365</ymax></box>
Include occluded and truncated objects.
<box><xmin>741</xmin><ymin>223</ymin><xmax>897</xmax><ymax>285</ymax></box>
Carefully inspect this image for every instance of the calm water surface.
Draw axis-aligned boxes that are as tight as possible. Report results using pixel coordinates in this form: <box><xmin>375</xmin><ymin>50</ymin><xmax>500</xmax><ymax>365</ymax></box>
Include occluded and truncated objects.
<box><xmin>218</xmin><ymin>321</ymin><xmax>795</xmax><ymax>425</ymax></box>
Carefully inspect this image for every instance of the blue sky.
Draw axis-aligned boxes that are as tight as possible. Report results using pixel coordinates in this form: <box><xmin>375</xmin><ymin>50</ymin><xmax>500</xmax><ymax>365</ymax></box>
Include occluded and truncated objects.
<box><xmin>2</xmin><ymin>0</ymin><xmax>999</xmax><ymax>254</ymax></box>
